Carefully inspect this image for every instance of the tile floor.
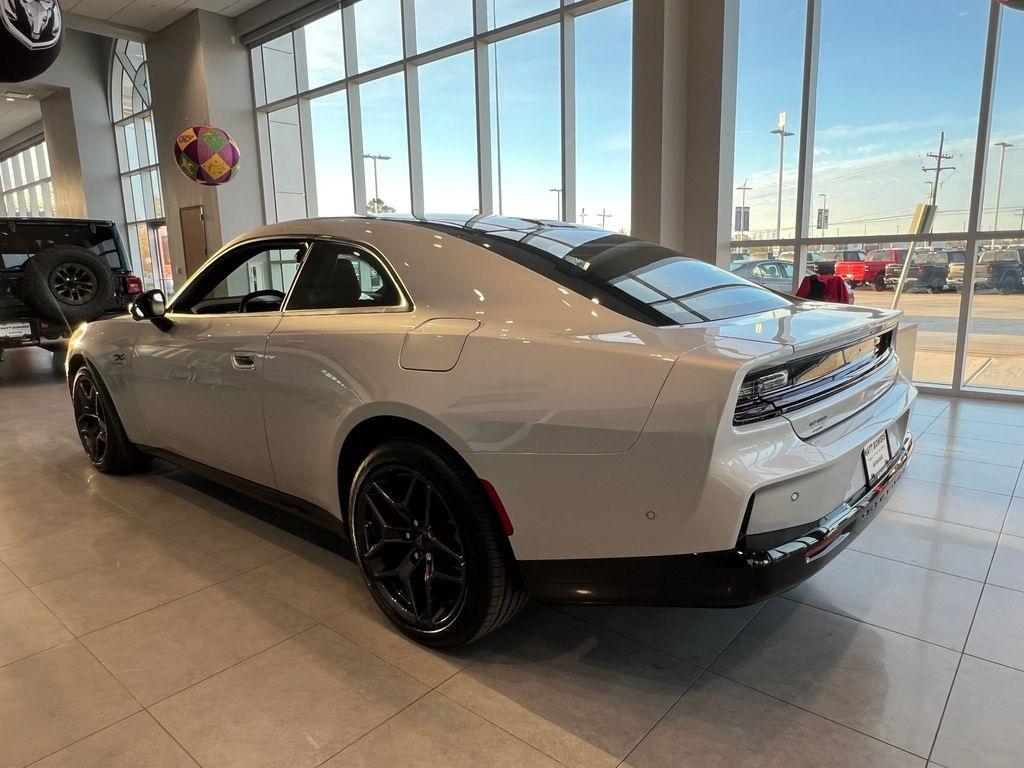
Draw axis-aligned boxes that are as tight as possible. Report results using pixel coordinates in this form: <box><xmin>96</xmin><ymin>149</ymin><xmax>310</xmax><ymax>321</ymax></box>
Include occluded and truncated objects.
<box><xmin>1</xmin><ymin>346</ymin><xmax>1023</xmax><ymax>768</ymax></box>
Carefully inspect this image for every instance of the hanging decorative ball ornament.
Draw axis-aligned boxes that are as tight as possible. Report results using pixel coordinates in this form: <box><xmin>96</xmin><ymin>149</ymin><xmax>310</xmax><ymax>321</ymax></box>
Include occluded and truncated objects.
<box><xmin>173</xmin><ymin>125</ymin><xmax>241</xmax><ymax>186</ymax></box>
<box><xmin>0</xmin><ymin>0</ymin><xmax>64</xmax><ymax>82</ymax></box>
<box><xmin>997</xmin><ymin>0</ymin><xmax>1024</xmax><ymax>10</ymax></box>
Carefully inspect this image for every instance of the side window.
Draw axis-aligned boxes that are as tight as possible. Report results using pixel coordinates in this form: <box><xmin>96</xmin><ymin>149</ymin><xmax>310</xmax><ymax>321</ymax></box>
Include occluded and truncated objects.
<box><xmin>172</xmin><ymin>242</ymin><xmax>306</xmax><ymax>314</ymax></box>
<box><xmin>287</xmin><ymin>240</ymin><xmax>401</xmax><ymax>311</ymax></box>
<box><xmin>751</xmin><ymin>265</ymin><xmax>768</xmax><ymax>279</ymax></box>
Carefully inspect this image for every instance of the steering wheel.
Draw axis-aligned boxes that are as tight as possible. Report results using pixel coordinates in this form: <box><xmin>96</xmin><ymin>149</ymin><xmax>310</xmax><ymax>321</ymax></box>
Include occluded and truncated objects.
<box><xmin>239</xmin><ymin>289</ymin><xmax>286</xmax><ymax>313</ymax></box>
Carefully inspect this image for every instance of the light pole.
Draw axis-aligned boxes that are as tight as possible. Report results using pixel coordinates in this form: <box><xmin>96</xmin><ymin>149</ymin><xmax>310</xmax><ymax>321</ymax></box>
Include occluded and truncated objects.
<box><xmin>735</xmin><ymin>179</ymin><xmax>751</xmax><ymax>236</ymax></box>
<box><xmin>817</xmin><ymin>192</ymin><xmax>827</xmax><ymax>233</ymax></box>
<box><xmin>579</xmin><ymin>208</ymin><xmax>587</xmax><ymax>225</ymax></box>
<box><xmin>770</xmin><ymin>113</ymin><xmax>794</xmax><ymax>239</ymax></box>
<box><xmin>598</xmin><ymin>208</ymin><xmax>612</xmax><ymax>229</ymax></box>
<box><xmin>363</xmin><ymin>153</ymin><xmax>390</xmax><ymax>213</ymax></box>
<box><xmin>993</xmin><ymin>141</ymin><xmax>1014</xmax><ymax>238</ymax></box>
<box><xmin>549</xmin><ymin>187</ymin><xmax>562</xmax><ymax>220</ymax></box>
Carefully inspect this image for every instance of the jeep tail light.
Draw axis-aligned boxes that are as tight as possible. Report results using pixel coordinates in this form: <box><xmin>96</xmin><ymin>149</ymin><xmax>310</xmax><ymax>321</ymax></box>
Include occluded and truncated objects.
<box><xmin>124</xmin><ymin>275</ymin><xmax>144</xmax><ymax>296</ymax></box>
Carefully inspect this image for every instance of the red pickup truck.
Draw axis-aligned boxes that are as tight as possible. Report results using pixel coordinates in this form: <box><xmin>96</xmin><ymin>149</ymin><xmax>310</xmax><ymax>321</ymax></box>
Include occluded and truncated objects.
<box><xmin>835</xmin><ymin>248</ymin><xmax>908</xmax><ymax>291</ymax></box>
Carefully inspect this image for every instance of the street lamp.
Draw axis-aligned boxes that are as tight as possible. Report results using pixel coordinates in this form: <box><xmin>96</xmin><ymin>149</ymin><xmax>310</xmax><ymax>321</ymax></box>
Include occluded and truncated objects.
<box><xmin>549</xmin><ymin>187</ymin><xmax>562</xmax><ymax>220</ymax></box>
<box><xmin>770</xmin><ymin>113</ymin><xmax>794</xmax><ymax>239</ymax></box>
<box><xmin>817</xmin><ymin>192</ymin><xmax>827</xmax><ymax>233</ymax></box>
<box><xmin>363</xmin><ymin>153</ymin><xmax>390</xmax><ymax>214</ymax></box>
<box><xmin>993</xmin><ymin>141</ymin><xmax>1014</xmax><ymax>238</ymax></box>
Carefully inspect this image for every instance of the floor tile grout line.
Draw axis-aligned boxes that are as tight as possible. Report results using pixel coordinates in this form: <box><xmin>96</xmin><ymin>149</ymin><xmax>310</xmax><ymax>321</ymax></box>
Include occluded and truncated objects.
<box><xmin>845</xmin><ymin>544</ymin><xmax>992</xmax><ymax>585</ymax></box>
<box><xmin>924</xmin><ymin>477</ymin><xmax>1012</xmax><ymax>765</ymax></box>
<box><xmin>20</xmin><ymin>709</ymin><xmax>145</xmax><ymax>768</ymax></box>
<box><xmin>706</xmin><ymin>663</ymin><xmax>938</xmax><ymax>763</ymax></box>
<box><xmin>888</xmin><ymin>505</ymin><xmax>1011</xmax><ymax>537</ymax></box>
<box><xmin>613</xmin><ymin>600</ymin><xmax>771</xmax><ymax>767</ymax></box>
<box><xmin>777</xmin><ymin>594</ymin><xmax>972</xmax><ymax>655</ymax></box>
<box><xmin>140</xmin><ymin>622</ymin><xmax>323</xmax><ymax>712</ymax></box>
<box><xmin>435</xmin><ymin>690</ymin><xmax>578</xmax><ymax>768</ymax></box>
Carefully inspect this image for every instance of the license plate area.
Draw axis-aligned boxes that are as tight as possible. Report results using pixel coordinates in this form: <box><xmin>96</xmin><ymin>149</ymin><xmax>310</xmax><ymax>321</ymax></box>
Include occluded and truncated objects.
<box><xmin>0</xmin><ymin>321</ymin><xmax>31</xmax><ymax>339</ymax></box>
<box><xmin>863</xmin><ymin>432</ymin><xmax>891</xmax><ymax>483</ymax></box>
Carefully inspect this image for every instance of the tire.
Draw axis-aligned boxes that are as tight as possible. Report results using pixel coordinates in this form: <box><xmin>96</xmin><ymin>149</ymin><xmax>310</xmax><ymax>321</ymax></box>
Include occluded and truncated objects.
<box><xmin>348</xmin><ymin>439</ymin><xmax>527</xmax><ymax>648</ymax></box>
<box><xmin>873</xmin><ymin>273</ymin><xmax>886</xmax><ymax>291</ymax></box>
<box><xmin>998</xmin><ymin>277</ymin><xmax>1020</xmax><ymax>295</ymax></box>
<box><xmin>21</xmin><ymin>246</ymin><xmax>115</xmax><ymax>325</ymax></box>
<box><xmin>929</xmin><ymin>286</ymin><xmax>943</xmax><ymax>294</ymax></box>
<box><xmin>70</xmin><ymin>367</ymin><xmax>150</xmax><ymax>474</ymax></box>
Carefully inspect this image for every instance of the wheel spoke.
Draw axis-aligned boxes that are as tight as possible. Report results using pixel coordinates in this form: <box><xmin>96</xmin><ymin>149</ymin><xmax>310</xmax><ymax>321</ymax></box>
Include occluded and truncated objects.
<box><xmin>430</xmin><ymin>537</ymin><xmax>464</xmax><ymax>565</ymax></box>
<box><xmin>357</xmin><ymin>465</ymin><xmax>467</xmax><ymax>631</ymax></box>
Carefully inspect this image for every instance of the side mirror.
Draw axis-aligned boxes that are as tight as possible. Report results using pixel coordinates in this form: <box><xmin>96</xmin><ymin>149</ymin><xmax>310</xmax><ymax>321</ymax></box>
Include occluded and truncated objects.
<box><xmin>129</xmin><ymin>289</ymin><xmax>169</xmax><ymax>326</ymax></box>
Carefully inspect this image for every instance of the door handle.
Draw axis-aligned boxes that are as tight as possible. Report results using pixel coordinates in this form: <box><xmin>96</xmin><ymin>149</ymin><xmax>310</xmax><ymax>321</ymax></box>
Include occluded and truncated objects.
<box><xmin>231</xmin><ymin>353</ymin><xmax>257</xmax><ymax>370</ymax></box>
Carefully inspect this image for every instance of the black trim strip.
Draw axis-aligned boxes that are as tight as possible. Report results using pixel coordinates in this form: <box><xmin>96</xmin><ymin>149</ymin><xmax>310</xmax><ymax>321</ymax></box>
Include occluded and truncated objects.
<box><xmin>136</xmin><ymin>444</ymin><xmax>344</xmax><ymax>534</ymax></box>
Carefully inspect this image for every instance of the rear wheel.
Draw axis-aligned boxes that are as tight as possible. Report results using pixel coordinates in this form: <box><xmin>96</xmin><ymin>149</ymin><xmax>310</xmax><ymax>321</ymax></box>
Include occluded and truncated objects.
<box><xmin>999</xmin><ymin>275</ymin><xmax>1022</xmax><ymax>295</ymax></box>
<box><xmin>71</xmin><ymin>367</ymin><xmax>150</xmax><ymax>473</ymax></box>
<box><xmin>873</xmin><ymin>273</ymin><xmax>886</xmax><ymax>291</ymax></box>
<box><xmin>349</xmin><ymin>439</ymin><xmax>526</xmax><ymax>648</ymax></box>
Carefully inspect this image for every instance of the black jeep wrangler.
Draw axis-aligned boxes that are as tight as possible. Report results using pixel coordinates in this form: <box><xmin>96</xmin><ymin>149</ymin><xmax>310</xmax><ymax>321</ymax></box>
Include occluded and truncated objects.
<box><xmin>0</xmin><ymin>218</ymin><xmax>143</xmax><ymax>364</ymax></box>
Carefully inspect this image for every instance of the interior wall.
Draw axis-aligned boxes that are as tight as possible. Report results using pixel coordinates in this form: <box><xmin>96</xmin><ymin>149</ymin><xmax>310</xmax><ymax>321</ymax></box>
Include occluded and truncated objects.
<box><xmin>148</xmin><ymin>9</ymin><xmax>262</xmax><ymax>282</ymax></box>
<box><xmin>631</xmin><ymin>0</ymin><xmax>738</xmax><ymax>267</ymax></box>
<box><xmin>39</xmin><ymin>92</ymin><xmax>86</xmax><ymax>217</ymax></box>
<box><xmin>22</xmin><ymin>30</ymin><xmax>126</xmax><ymax>230</ymax></box>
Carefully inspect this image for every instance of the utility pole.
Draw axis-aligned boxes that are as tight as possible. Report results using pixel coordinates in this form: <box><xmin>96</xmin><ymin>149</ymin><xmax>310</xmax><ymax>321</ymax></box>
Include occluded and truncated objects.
<box><xmin>992</xmin><ymin>141</ymin><xmax>1014</xmax><ymax>235</ymax></box>
<box><xmin>922</xmin><ymin>132</ymin><xmax>955</xmax><ymax>206</ymax></box>
<box><xmin>735</xmin><ymin>179</ymin><xmax>751</xmax><ymax>235</ymax></box>
<box><xmin>770</xmin><ymin>113</ymin><xmax>794</xmax><ymax>239</ymax></box>
<box><xmin>363</xmin><ymin>153</ymin><xmax>390</xmax><ymax>213</ymax></box>
<box><xmin>549</xmin><ymin>187</ymin><xmax>562</xmax><ymax>220</ymax></box>
<box><xmin>598</xmin><ymin>208</ymin><xmax>612</xmax><ymax>229</ymax></box>
<box><xmin>579</xmin><ymin>208</ymin><xmax>586</xmax><ymax>225</ymax></box>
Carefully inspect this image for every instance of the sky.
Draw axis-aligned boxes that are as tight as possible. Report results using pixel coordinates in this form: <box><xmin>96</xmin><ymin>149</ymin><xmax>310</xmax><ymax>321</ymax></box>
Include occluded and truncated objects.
<box><xmin>734</xmin><ymin>0</ymin><xmax>1024</xmax><ymax>239</ymax></box>
<box><xmin>265</xmin><ymin>0</ymin><xmax>633</xmax><ymax>231</ymax></box>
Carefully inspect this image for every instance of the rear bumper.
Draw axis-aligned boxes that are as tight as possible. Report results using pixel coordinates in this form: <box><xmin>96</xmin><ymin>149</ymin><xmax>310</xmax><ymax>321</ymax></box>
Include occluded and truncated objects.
<box><xmin>519</xmin><ymin>434</ymin><xmax>914</xmax><ymax>607</ymax></box>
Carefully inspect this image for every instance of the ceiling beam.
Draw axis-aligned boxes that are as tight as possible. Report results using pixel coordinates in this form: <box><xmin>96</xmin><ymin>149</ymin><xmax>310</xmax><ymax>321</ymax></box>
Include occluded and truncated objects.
<box><xmin>64</xmin><ymin>12</ymin><xmax>151</xmax><ymax>43</ymax></box>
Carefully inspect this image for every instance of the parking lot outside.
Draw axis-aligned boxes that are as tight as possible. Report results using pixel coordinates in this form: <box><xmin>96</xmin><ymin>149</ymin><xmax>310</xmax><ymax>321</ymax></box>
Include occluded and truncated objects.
<box><xmin>857</xmin><ymin>287</ymin><xmax>1024</xmax><ymax>391</ymax></box>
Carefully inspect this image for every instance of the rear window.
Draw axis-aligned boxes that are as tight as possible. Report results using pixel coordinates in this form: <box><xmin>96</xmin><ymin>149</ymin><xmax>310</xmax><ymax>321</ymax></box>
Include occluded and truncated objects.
<box><xmin>981</xmin><ymin>250</ymin><xmax>1022</xmax><ymax>263</ymax></box>
<box><xmin>422</xmin><ymin>220</ymin><xmax>793</xmax><ymax>326</ymax></box>
<box><xmin>0</xmin><ymin>222</ymin><xmax>123</xmax><ymax>270</ymax></box>
<box><xmin>867</xmin><ymin>250</ymin><xmax>900</xmax><ymax>261</ymax></box>
<box><xmin>914</xmin><ymin>252</ymin><xmax>948</xmax><ymax>264</ymax></box>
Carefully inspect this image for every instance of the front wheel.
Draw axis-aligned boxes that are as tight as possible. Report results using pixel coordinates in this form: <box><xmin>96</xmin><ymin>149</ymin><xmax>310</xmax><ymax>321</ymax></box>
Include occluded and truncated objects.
<box><xmin>71</xmin><ymin>367</ymin><xmax>150</xmax><ymax>473</ymax></box>
<box><xmin>348</xmin><ymin>440</ymin><xmax>527</xmax><ymax>648</ymax></box>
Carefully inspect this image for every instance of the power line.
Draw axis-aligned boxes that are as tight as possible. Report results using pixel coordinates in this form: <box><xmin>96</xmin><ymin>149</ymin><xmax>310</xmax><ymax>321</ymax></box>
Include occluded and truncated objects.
<box><xmin>922</xmin><ymin>131</ymin><xmax>955</xmax><ymax>206</ymax></box>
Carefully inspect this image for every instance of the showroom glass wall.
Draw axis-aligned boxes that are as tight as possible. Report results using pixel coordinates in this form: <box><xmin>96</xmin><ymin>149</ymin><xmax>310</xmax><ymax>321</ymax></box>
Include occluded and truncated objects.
<box><xmin>732</xmin><ymin>0</ymin><xmax>1024</xmax><ymax>398</ymax></box>
<box><xmin>0</xmin><ymin>140</ymin><xmax>55</xmax><ymax>218</ymax></box>
<box><xmin>249</xmin><ymin>0</ymin><xmax>633</xmax><ymax>232</ymax></box>
<box><xmin>109</xmin><ymin>40</ymin><xmax>173</xmax><ymax>295</ymax></box>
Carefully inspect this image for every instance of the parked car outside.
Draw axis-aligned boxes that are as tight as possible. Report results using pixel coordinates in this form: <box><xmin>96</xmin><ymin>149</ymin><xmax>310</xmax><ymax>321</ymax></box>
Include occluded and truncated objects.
<box><xmin>730</xmin><ymin>259</ymin><xmax>806</xmax><ymax>292</ymax></box>
<box><xmin>837</xmin><ymin>248</ymin><xmax>908</xmax><ymax>291</ymax></box>
<box><xmin>947</xmin><ymin>248</ymin><xmax>1024</xmax><ymax>294</ymax></box>
<box><xmin>884</xmin><ymin>249</ymin><xmax>965</xmax><ymax>293</ymax></box>
<box><xmin>0</xmin><ymin>218</ymin><xmax>144</xmax><ymax>364</ymax></box>
<box><xmin>65</xmin><ymin>215</ymin><xmax>916</xmax><ymax>647</ymax></box>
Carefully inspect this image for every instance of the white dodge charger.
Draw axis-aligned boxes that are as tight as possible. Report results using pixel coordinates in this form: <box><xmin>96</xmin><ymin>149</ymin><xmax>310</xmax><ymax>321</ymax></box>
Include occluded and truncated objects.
<box><xmin>66</xmin><ymin>215</ymin><xmax>915</xmax><ymax>647</ymax></box>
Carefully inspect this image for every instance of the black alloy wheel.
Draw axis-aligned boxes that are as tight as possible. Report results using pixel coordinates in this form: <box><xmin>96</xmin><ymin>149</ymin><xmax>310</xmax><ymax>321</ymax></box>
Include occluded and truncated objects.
<box><xmin>355</xmin><ymin>466</ymin><xmax>468</xmax><ymax>631</ymax></box>
<box><xmin>73</xmin><ymin>373</ymin><xmax>108</xmax><ymax>464</ymax></box>
<box><xmin>49</xmin><ymin>263</ymin><xmax>98</xmax><ymax>306</ymax></box>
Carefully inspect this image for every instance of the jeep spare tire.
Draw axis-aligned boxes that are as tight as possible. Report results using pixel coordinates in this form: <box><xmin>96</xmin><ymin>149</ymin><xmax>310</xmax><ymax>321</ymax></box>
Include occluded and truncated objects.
<box><xmin>21</xmin><ymin>246</ymin><xmax>114</xmax><ymax>324</ymax></box>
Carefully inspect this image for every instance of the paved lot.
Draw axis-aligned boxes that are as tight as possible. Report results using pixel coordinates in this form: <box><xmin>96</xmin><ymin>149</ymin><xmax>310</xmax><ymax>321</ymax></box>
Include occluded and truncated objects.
<box><xmin>857</xmin><ymin>291</ymin><xmax>1024</xmax><ymax>388</ymax></box>
<box><xmin>2</xmin><ymin>348</ymin><xmax>1024</xmax><ymax>767</ymax></box>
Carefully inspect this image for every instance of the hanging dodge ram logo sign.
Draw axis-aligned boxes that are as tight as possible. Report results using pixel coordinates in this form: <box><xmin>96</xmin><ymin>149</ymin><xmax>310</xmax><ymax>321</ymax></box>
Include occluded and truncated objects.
<box><xmin>0</xmin><ymin>0</ymin><xmax>64</xmax><ymax>82</ymax></box>
<box><xmin>2</xmin><ymin>0</ymin><xmax>61</xmax><ymax>49</ymax></box>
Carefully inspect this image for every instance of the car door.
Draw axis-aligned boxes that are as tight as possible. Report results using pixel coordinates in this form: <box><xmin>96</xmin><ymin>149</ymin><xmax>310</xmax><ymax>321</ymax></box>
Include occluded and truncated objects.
<box><xmin>130</xmin><ymin>239</ymin><xmax>308</xmax><ymax>485</ymax></box>
<box><xmin>260</xmin><ymin>239</ymin><xmax>413</xmax><ymax>515</ymax></box>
